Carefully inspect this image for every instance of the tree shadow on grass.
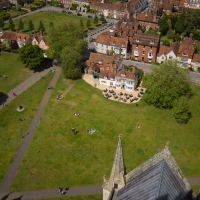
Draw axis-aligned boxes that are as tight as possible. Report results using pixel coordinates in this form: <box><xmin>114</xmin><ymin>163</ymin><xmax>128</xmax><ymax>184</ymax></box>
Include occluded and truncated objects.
<box><xmin>0</xmin><ymin>92</ymin><xmax>8</xmax><ymax>105</ymax></box>
<box><xmin>33</xmin><ymin>58</ymin><xmax>53</xmax><ymax>73</ymax></box>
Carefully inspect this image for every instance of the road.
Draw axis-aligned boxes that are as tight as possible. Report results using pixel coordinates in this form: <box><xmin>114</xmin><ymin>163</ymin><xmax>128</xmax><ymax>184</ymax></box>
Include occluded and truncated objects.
<box><xmin>122</xmin><ymin>60</ymin><xmax>200</xmax><ymax>84</ymax></box>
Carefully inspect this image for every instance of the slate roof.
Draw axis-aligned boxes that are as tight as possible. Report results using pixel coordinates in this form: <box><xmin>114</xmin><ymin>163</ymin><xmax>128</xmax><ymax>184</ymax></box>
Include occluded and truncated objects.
<box><xmin>116</xmin><ymin>160</ymin><xmax>192</xmax><ymax>200</ymax></box>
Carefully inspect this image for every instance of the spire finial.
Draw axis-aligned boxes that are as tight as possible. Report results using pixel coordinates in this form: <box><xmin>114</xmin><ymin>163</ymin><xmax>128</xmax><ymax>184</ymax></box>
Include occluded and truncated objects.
<box><xmin>165</xmin><ymin>141</ymin><xmax>169</xmax><ymax>149</ymax></box>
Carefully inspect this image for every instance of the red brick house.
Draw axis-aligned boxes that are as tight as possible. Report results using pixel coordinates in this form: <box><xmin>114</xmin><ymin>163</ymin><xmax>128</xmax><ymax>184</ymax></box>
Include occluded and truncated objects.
<box><xmin>130</xmin><ymin>33</ymin><xmax>160</xmax><ymax>62</ymax></box>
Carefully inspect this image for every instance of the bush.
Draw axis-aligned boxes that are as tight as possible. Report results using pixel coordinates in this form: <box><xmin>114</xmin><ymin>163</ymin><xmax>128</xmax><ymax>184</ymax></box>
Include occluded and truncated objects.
<box><xmin>166</xmin><ymin>29</ymin><xmax>175</xmax><ymax>39</ymax></box>
<box><xmin>161</xmin><ymin>39</ymin><xmax>170</xmax><ymax>46</ymax></box>
<box><xmin>16</xmin><ymin>4</ymin><xmax>22</xmax><ymax>11</ymax></box>
<box><xmin>172</xmin><ymin>97</ymin><xmax>191</xmax><ymax>124</ymax></box>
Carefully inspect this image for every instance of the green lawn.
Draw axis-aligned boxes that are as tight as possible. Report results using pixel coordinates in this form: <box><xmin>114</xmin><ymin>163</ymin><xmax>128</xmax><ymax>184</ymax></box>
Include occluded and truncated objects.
<box><xmin>0</xmin><ymin>53</ymin><xmax>34</xmax><ymax>97</ymax></box>
<box><xmin>0</xmin><ymin>72</ymin><xmax>54</xmax><ymax>184</ymax></box>
<box><xmin>39</xmin><ymin>194</ymin><xmax>102</xmax><ymax>200</ymax></box>
<box><xmin>10</xmin><ymin>74</ymin><xmax>200</xmax><ymax>191</ymax></box>
<box><xmin>191</xmin><ymin>185</ymin><xmax>200</xmax><ymax>195</ymax></box>
<box><xmin>3</xmin><ymin>11</ymin><xmax>101</xmax><ymax>34</ymax></box>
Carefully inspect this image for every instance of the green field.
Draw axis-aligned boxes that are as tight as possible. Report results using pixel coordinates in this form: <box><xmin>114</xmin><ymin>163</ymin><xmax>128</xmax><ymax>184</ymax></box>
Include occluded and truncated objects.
<box><xmin>9</xmin><ymin>74</ymin><xmax>200</xmax><ymax>191</ymax></box>
<box><xmin>3</xmin><ymin>11</ymin><xmax>101</xmax><ymax>34</ymax></box>
<box><xmin>0</xmin><ymin>53</ymin><xmax>33</xmax><ymax>97</ymax></box>
<box><xmin>39</xmin><ymin>194</ymin><xmax>102</xmax><ymax>200</ymax></box>
<box><xmin>0</xmin><ymin>72</ymin><xmax>54</xmax><ymax>184</ymax></box>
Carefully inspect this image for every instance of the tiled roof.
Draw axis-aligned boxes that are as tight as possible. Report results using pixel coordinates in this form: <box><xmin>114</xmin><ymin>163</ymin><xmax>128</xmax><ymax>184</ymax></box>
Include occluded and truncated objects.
<box><xmin>130</xmin><ymin>32</ymin><xmax>160</xmax><ymax>47</ymax></box>
<box><xmin>0</xmin><ymin>31</ymin><xmax>17</xmax><ymax>40</ymax></box>
<box><xmin>116</xmin><ymin>160</ymin><xmax>192</xmax><ymax>200</ymax></box>
<box><xmin>178</xmin><ymin>38</ymin><xmax>196</xmax><ymax>56</ymax></box>
<box><xmin>16</xmin><ymin>32</ymin><xmax>31</xmax><ymax>43</ymax></box>
<box><xmin>95</xmin><ymin>34</ymin><xmax>128</xmax><ymax>48</ymax></box>
<box><xmin>88</xmin><ymin>52</ymin><xmax>122</xmax><ymax>65</ymax></box>
<box><xmin>136</xmin><ymin>12</ymin><xmax>160</xmax><ymax>23</ymax></box>
<box><xmin>192</xmin><ymin>54</ymin><xmax>200</xmax><ymax>62</ymax></box>
<box><xmin>90</xmin><ymin>1</ymin><xmax>126</xmax><ymax>11</ymax></box>
<box><xmin>157</xmin><ymin>42</ymin><xmax>179</xmax><ymax>56</ymax></box>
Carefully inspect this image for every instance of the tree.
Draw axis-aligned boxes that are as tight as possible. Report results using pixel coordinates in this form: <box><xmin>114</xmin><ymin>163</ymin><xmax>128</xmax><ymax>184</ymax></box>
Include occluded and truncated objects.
<box><xmin>0</xmin><ymin>19</ymin><xmax>4</xmax><ymax>31</ymax></box>
<box><xmin>47</xmin><ymin>22</ymin><xmax>87</xmax><ymax>79</ymax></box>
<box><xmin>172</xmin><ymin>97</ymin><xmax>191</xmax><ymax>124</ymax></box>
<box><xmin>86</xmin><ymin>19</ymin><xmax>91</xmax><ymax>29</ymax></box>
<box><xmin>38</xmin><ymin>20</ymin><xmax>45</xmax><ymax>33</ymax></box>
<box><xmin>49</xmin><ymin>21</ymin><xmax>54</xmax><ymax>28</ymax></box>
<box><xmin>100</xmin><ymin>13</ymin><xmax>105</xmax><ymax>22</ymax></box>
<box><xmin>9</xmin><ymin>18</ymin><xmax>15</xmax><ymax>31</ymax></box>
<box><xmin>174</xmin><ymin>14</ymin><xmax>185</xmax><ymax>34</ymax></box>
<box><xmin>18</xmin><ymin>19</ymin><xmax>24</xmax><ymax>31</ymax></box>
<box><xmin>143</xmin><ymin>60</ymin><xmax>192</xmax><ymax>109</ymax></box>
<box><xmin>93</xmin><ymin>14</ymin><xmax>98</xmax><ymax>25</ymax></box>
<box><xmin>159</xmin><ymin>14</ymin><xmax>169</xmax><ymax>35</ymax></box>
<box><xmin>28</xmin><ymin>20</ymin><xmax>34</xmax><ymax>31</ymax></box>
<box><xmin>80</xmin><ymin>19</ymin><xmax>84</xmax><ymax>28</ymax></box>
<box><xmin>18</xmin><ymin>43</ymin><xmax>44</xmax><ymax>69</ymax></box>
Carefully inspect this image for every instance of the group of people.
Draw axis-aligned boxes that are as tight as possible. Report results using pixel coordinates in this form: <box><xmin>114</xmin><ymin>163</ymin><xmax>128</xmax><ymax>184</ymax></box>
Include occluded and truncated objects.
<box><xmin>48</xmin><ymin>86</ymin><xmax>54</xmax><ymax>90</ymax></box>
<box><xmin>71</xmin><ymin>128</ymin><xmax>79</xmax><ymax>135</ymax></box>
<box><xmin>58</xmin><ymin>187</ymin><xmax>69</xmax><ymax>195</ymax></box>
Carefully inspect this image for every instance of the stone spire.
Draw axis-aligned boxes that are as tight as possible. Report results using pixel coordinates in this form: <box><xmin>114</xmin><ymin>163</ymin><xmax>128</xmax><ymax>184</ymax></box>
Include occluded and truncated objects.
<box><xmin>103</xmin><ymin>135</ymin><xmax>125</xmax><ymax>200</ymax></box>
<box><xmin>109</xmin><ymin>134</ymin><xmax>125</xmax><ymax>189</ymax></box>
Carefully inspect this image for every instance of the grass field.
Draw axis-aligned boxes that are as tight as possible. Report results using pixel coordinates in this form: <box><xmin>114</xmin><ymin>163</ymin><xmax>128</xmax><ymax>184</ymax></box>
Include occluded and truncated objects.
<box><xmin>10</xmin><ymin>74</ymin><xmax>200</xmax><ymax>192</ymax></box>
<box><xmin>0</xmin><ymin>72</ymin><xmax>54</xmax><ymax>184</ymax></box>
<box><xmin>39</xmin><ymin>194</ymin><xmax>102</xmax><ymax>200</ymax></box>
<box><xmin>0</xmin><ymin>53</ymin><xmax>34</xmax><ymax>97</ymax></box>
<box><xmin>3</xmin><ymin>11</ymin><xmax>101</xmax><ymax>34</ymax></box>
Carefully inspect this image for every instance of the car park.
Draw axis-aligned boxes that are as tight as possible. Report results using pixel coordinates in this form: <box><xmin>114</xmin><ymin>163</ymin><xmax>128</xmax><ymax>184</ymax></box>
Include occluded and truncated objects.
<box><xmin>77</xmin><ymin>13</ymin><xmax>82</xmax><ymax>16</ymax></box>
<box><xmin>87</xmin><ymin>15</ymin><xmax>93</xmax><ymax>19</ymax></box>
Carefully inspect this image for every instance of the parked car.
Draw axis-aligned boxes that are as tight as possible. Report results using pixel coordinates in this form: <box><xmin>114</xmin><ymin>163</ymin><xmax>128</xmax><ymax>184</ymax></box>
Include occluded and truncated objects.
<box><xmin>62</xmin><ymin>10</ymin><xmax>67</xmax><ymax>14</ymax></box>
<box><xmin>68</xmin><ymin>11</ymin><xmax>73</xmax><ymax>14</ymax></box>
<box><xmin>84</xmin><ymin>33</ymin><xmax>88</xmax><ymax>38</ymax></box>
<box><xmin>77</xmin><ymin>13</ymin><xmax>82</xmax><ymax>17</ymax></box>
<box><xmin>107</xmin><ymin>22</ymin><xmax>113</xmax><ymax>27</ymax></box>
<box><xmin>0</xmin><ymin>31</ymin><xmax>3</xmax><ymax>35</ymax></box>
<box><xmin>87</xmin><ymin>15</ymin><xmax>93</xmax><ymax>19</ymax></box>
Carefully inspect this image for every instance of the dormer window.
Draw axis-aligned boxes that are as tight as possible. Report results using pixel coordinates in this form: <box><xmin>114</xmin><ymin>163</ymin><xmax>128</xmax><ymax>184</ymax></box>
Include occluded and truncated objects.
<box><xmin>18</xmin><ymin>36</ymin><xmax>21</xmax><ymax>40</ymax></box>
<box><xmin>23</xmin><ymin>37</ymin><xmax>26</xmax><ymax>41</ymax></box>
<box><xmin>121</xmin><ymin>73</ymin><xmax>125</xmax><ymax>76</ymax></box>
<box><xmin>106</xmin><ymin>67</ymin><xmax>109</xmax><ymax>70</ymax></box>
<box><xmin>122</xmin><ymin>44</ymin><xmax>125</xmax><ymax>47</ymax></box>
<box><xmin>104</xmin><ymin>76</ymin><xmax>107</xmax><ymax>79</ymax></box>
<box><xmin>112</xmin><ymin>42</ymin><xmax>116</xmax><ymax>45</ymax></box>
<box><xmin>136</xmin><ymin>38</ymin><xmax>139</xmax><ymax>42</ymax></box>
<box><xmin>99</xmin><ymin>60</ymin><xmax>102</xmax><ymax>64</ymax></box>
<box><xmin>148</xmin><ymin>51</ymin><xmax>153</xmax><ymax>59</ymax></box>
<box><xmin>182</xmin><ymin>52</ymin><xmax>188</xmax><ymax>56</ymax></box>
<box><xmin>150</xmin><ymin>40</ymin><xmax>154</xmax><ymax>44</ymax></box>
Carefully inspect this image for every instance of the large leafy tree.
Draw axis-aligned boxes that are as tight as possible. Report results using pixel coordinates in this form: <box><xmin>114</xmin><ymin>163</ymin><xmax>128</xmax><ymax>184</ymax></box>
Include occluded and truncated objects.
<box><xmin>18</xmin><ymin>19</ymin><xmax>24</xmax><ymax>31</ymax></box>
<box><xmin>172</xmin><ymin>97</ymin><xmax>191</xmax><ymax>124</ymax></box>
<box><xmin>18</xmin><ymin>43</ymin><xmax>44</xmax><ymax>69</ymax></box>
<box><xmin>9</xmin><ymin>18</ymin><xmax>15</xmax><ymax>31</ymax></box>
<box><xmin>86</xmin><ymin>19</ymin><xmax>91</xmax><ymax>29</ymax></box>
<box><xmin>174</xmin><ymin>14</ymin><xmax>185</xmax><ymax>34</ymax></box>
<box><xmin>143</xmin><ymin>60</ymin><xmax>192</xmax><ymax>109</ymax></box>
<box><xmin>47</xmin><ymin>22</ymin><xmax>87</xmax><ymax>79</ymax></box>
<box><xmin>28</xmin><ymin>20</ymin><xmax>34</xmax><ymax>31</ymax></box>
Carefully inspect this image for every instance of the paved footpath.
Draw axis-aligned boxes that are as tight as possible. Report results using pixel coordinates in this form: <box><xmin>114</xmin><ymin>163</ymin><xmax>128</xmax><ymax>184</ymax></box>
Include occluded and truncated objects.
<box><xmin>0</xmin><ymin>185</ymin><xmax>102</xmax><ymax>200</ymax></box>
<box><xmin>0</xmin><ymin>66</ymin><xmax>54</xmax><ymax>109</ymax></box>
<box><xmin>0</xmin><ymin>67</ymin><xmax>61</xmax><ymax>194</ymax></box>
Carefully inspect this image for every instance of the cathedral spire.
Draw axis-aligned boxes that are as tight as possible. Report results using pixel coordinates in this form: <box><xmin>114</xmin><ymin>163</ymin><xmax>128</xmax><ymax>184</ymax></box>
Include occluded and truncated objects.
<box><xmin>109</xmin><ymin>134</ymin><xmax>125</xmax><ymax>189</ymax></box>
<box><xmin>102</xmin><ymin>135</ymin><xmax>125</xmax><ymax>200</ymax></box>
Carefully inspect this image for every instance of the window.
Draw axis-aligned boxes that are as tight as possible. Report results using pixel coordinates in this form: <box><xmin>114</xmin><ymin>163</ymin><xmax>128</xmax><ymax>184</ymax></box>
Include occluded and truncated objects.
<box><xmin>101</xmin><ymin>81</ymin><xmax>106</xmax><ymax>83</ymax></box>
<box><xmin>143</xmin><ymin>51</ymin><xmax>145</xmax><ymax>55</ymax></box>
<box><xmin>106</xmin><ymin>67</ymin><xmax>109</xmax><ymax>70</ymax></box>
<box><xmin>136</xmin><ymin>38</ymin><xmax>139</xmax><ymax>42</ymax></box>
<box><xmin>110</xmin><ymin>82</ymin><xmax>113</xmax><ymax>86</ymax></box>
<box><xmin>182</xmin><ymin>52</ymin><xmax>188</xmax><ymax>56</ymax></box>
<box><xmin>96</xmin><ymin>43</ymin><xmax>98</xmax><ymax>46</ymax></box>
<box><xmin>104</xmin><ymin>76</ymin><xmax>107</xmax><ymax>79</ymax></box>
<box><xmin>169</xmin><ymin>56</ymin><xmax>173</xmax><ymax>59</ymax></box>
<box><xmin>102</xmin><ymin>44</ymin><xmax>103</xmax><ymax>47</ymax></box>
<box><xmin>121</xmin><ymin>73</ymin><xmax>125</xmax><ymax>76</ymax></box>
<box><xmin>143</xmin><ymin>45</ymin><xmax>145</xmax><ymax>49</ymax></box>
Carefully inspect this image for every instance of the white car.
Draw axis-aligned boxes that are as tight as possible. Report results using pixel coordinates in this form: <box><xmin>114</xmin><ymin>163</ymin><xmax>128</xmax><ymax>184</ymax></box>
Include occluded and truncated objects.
<box><xmin>0</xmin><ymin>31</ymin><xmax>3</xmax><ymax>35</ymax></box>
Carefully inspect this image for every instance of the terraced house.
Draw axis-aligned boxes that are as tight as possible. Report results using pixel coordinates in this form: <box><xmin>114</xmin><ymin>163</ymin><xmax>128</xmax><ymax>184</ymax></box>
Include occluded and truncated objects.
<box><xmin>94</xmin><ymin>32</ymin><xmax>129</xmax><ymax>58</ymax></box>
